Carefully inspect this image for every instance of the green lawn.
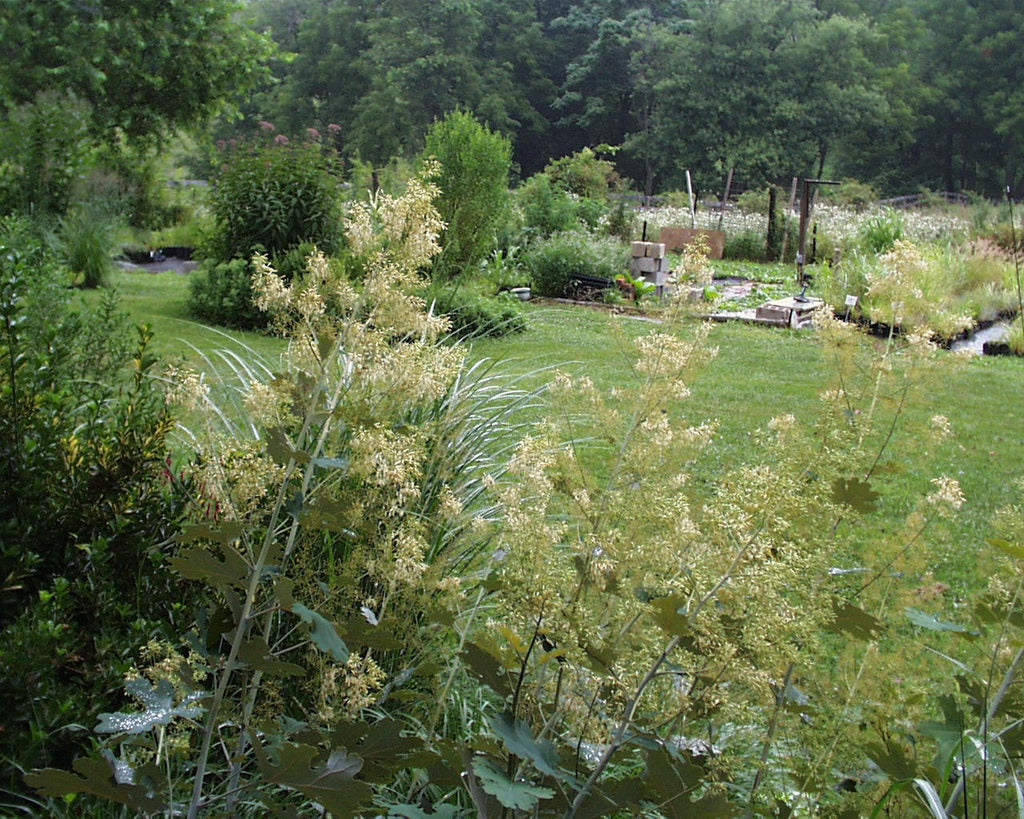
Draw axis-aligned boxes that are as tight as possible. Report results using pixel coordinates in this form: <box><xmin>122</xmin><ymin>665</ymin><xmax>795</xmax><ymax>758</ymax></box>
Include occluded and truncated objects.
<box><xmin>96</xmin><ymin>268</ymin><xmax>1022</xmax><ymax>597</ymax></box>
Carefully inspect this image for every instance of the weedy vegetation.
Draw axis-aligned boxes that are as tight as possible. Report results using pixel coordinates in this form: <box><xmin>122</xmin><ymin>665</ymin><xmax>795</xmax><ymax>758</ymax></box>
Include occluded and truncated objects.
<box><xmin>1</xmin><ymin>147</ymin><xmax>1023</xmax><ymax>818</ymax></box>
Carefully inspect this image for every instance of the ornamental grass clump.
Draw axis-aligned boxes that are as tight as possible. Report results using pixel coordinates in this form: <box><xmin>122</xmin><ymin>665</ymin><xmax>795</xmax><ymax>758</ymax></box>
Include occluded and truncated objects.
<box><xmin>818</xmin><ymin>238</ymin><xmax>1015</xmax><ymax>340</ymax></box>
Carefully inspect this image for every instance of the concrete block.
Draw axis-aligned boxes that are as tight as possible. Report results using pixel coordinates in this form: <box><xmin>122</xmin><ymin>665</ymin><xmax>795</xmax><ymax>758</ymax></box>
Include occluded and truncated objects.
<box><xmin>632</xmin><ymin>257</ymin><xmax>659</xmax><ymax>273</ymax></box>
<box><xmin>631</xmin><ymin>241</ymin><xmax>647</xmax><ymax>258</ymax></box>
<box><xmin>646</xmin><ymin>243</ymin><xmax>666</xmax><ymax>259</ymax></box>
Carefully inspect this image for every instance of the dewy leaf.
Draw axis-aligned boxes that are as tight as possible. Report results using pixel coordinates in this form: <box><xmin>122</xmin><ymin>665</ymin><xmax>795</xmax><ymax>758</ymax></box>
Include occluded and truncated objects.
<box><xmin>238</xmin><ymin>637</ymin><xmax>305</xmax><ymax>677</ymax></box>
<box><xmin>388</xmin><ymin>804</ymin><xmax>464</xmax><ymax>818</ymax></box>
<box><xmin>488</xmin><ymin>712</ymin><xmax>564</xmax><ymax>779</ymax></box>
<box><xmin>829</xmin><ymin>600</ymin><xmax>886</xmax><ymax>640</ymax></box>
<box><xmin>253</xmin><ymin>741</ymin><xmax>373</xmax><ymax>819</ymax></box>
<box><xmin>461</xmin><ymin>642</ymin><xmax>513</xmax><ymax>699</ymax></box>
<box><xmin>95</xmin><ymin>677</ymin><xmax>204</xmax><ymax>735</ymax></box>
<box><xmin>25</xmin><ymin>755</ymin><xmax>167</xmax><ymax>813</ymax></box>
<box><xmin>169</xmin><ymin>542</ymin><xmax>250</xmax><ymax>590</ymax></box>
<box><xmin>832</xmin><ymin>477</ymin><xmax>880</xmax><ymax>513</ymax></box>
<box><xmin>471</xmin><ymin>756</ymin><xmax>554</xmax><ymax>812</ymax></box>
<box><xmin>291</xmin><ymin>602</ymin><xmax>350</xmax><ymax>662</ymax></box>
<box><xmin>905</xmin><ymin>608</ymin><xmax>979</xmax><ymax>636</ymax></box>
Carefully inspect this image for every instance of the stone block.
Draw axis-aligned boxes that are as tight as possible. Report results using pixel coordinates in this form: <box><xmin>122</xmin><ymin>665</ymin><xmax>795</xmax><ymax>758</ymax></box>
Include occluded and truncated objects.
<box><xmin>755</xmin><ymin>305</ymin><xmax>791</xmax><ymax>326</ymax></box>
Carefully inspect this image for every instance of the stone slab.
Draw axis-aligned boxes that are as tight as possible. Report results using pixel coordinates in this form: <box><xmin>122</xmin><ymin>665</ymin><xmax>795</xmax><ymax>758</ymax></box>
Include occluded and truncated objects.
<box><xmin>659</xmin><ymin>227</ymin><xmax>725</xmax><ymax>259</ymax></box>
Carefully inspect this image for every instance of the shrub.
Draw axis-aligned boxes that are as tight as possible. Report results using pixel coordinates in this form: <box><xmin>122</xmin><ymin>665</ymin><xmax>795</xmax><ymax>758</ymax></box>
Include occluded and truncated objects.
<box><xmin>205</xmin><ymin>135</ymin><xmax>343</xmax><ymax>263</ymax></box>
<box><xmin>822</xmin><ymin>178</ymin><xmax>877</xmax><ymax>211</ymax></box>
<box><xmin>737</xmin><ymin>187</ymin><xmax>771</xmax><ymax>214</ymax></box>
<box><xmin>0</xmin><ymin>91</ymin><xmax>94</xmax><ymax>217</ymax></box>
<box><xmin>544</xmin><ymin>146</ymin><xmax>620</xmax><ymax>200</ymax></box>
<box><xmin>605</xmin><ymin>197</ymin><xmax>637</xmax><ymax>242</ymax></box>
<box><xmin>425</xmin><ymin>284</ymin><xmax>527</xmax><ymax>338</ymax></box>
<box><xmin>576</xmin><ymin>195</ymin><xmax>608</xmax><ymax>230</ymax></box>
<box><xmin>0</xmin><ymin>225</ymin><xmax>187</xmax><ymax>801</ymax></box>
<box><xmin>188</xmin><ymin>258</ymin><xmax>268</xmax><ymax>329</ymax></box>
<box><xmin>522</xmin><ymin>230</ymin><xmax>627</xmax><ymax>298</ymax></box>
<box><xmin>724</xmin><ymin>228</ymin><xmax>768</xmax><ymax>261</ymax></box>
<box><xmin>422</xmin><ymin>111</ymin><xmax>512</xmax><ymax>279</ymax></box>
<box><xmin>517</xmin><ymin>173</ymin><xmax>580</xmax><ymax>238</ymax></box>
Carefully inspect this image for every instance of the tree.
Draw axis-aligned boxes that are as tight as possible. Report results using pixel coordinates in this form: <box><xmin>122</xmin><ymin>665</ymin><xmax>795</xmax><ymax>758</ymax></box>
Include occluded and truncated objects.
<box><xmin>0</xmin><ymin>0</ymin><xmax>273</xmax><ymax>142</ymax></box>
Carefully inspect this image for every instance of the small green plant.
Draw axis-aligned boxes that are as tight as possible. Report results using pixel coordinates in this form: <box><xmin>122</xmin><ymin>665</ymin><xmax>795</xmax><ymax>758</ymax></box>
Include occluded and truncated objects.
<box><xmin>425</xmin><ymin>284</ymin><xmax>527</xmax><ymax>338</ymax></box>
<box><xmin>859</xmin><ymin>207</ymin><xmax>904</xmax><ymax>254</ymax></box>
<box><xmin>58</xmin><ymin>202</ymin><xmax>120</xmax><ymax>288</ymax></box>
<box><xmin>479</xmin><ymin>245</ymin><xmax>525</xmax><ymax>290</ymax></box>
<box><xmin>615</xmin><ymin>271</ymin><xmax>657</xmax><ymax>302</ymax></box>
<box><xmin>187</xmin><ymin>258</ymin><xmax>268</xmax><ymax>329</ymax></box>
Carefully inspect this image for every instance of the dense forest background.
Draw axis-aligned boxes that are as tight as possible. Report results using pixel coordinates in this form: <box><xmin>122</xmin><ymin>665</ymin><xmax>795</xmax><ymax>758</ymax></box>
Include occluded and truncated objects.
<box><xmin>1</xmin><ymin>0</ymin><xmax>1021</xmax><ymax>199</ymax></box>
<box><xmin>234</xmin><ymin>0</ymin><xmax>1024</xmax><ymax>197</ymax></box>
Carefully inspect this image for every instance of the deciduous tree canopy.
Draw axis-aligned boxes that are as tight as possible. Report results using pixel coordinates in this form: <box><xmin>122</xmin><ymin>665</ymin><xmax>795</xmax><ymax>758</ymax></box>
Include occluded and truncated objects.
<box><xmin>0</xmin><ymin>0</ymin><xmax>273</xmax><ymax>141</ymax></box>
<box><xmin>242</xmin><ymin>0</ymin><xmax>1024</xmax><ymax>195</ymax></box>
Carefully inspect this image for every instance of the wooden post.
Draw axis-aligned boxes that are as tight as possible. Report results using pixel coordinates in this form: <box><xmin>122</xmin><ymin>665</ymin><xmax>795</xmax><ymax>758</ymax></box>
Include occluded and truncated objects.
<box><xmin>779</xmin><ymin>176</ymin><xmax>798</xmax><ymax>263</ymax></box>
<box><xmin>685</xmin><ymin>170</ymin><xmax>696</xmax><ymax>229</ymax></box>
<box><xmin>716</xmin><ymin>168</ymin><xmax>733</xmax><ymax>230</ymax></box>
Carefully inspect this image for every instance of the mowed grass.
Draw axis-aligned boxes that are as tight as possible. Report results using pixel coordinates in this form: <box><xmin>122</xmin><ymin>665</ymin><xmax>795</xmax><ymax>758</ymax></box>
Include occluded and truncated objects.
<box><xmin>93</xmin><ymin>268</ymin><xmax>1022</xmax><ymax>596</ymax></box>
<box><xmin>98</xmin><ymin>266</ymin><xmax>287</xmax><ymax>364</ymax></box>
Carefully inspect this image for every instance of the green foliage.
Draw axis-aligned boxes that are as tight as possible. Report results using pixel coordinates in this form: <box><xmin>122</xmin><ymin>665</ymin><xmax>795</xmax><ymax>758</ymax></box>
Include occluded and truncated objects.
<box><xmin>816</xmin><ymin>239</ymin><xmax>1017</xmax><ymax>339</ymax></box>
<box><xmin>516</xmin><ymin>172</ymin><xmax>609</xmax><ymax>241</ymax></box>
<box><xmin>605</xmin><ymin>197</ymin><xmax>638</xmax><ymax>242</ymax></box>
<box><xmin>736</xmin><ymin>188</ymin><xmax>771</xmax><ymax>215</ymax></box>
<box><xmin>0</xmin><ymin>91</ymin><xmax>94</xmax><ymax>217</ymax></box>
<box><xmin>422</xmin><ymin>111</ymin><xmax>513</xmax><ymax>280</ymax></box>
<box><xmin>187</xmin><ymin>258</ymin><xmax>268</xmax><ymax>330</ymax></box>
<box><xmin>94</xmin><ymin>146</ymin><xmax>188</xmax><ymax>231</ymax></box>
<box><xmin>27</xmin><ymin>169</ymin><xmax>539</xmax><ymax>817</ymax></box>
<box><xmin>723</xmin><ymin>228</ymin><xmax>768</xmax><ymax>262</ymax></box>
<box><xmin>0</xmin><ymin>220</ymin><xmax>187</xmax><ymax>804</ymax></box>
<box><xmin>58</xmin><ymin>202</ymin><xmax>120</xmax><ymax>288</ymax></box>
<box><xmin>859</xmin><ymin>207</ymin><xmax>905</xmax><ymax>254</ymax></box>
<box><xmin>823</xmin><ymin>178</ymin><xmax>878</xmax><ymax>211</ymax></box>
<box><xmin>544</xmin><ymin>147</ymin><xmax>621</xmax><ymax>200</ymax></box>
<box><xmin>425</xmin><ymin>285</ymin><xmax>527</xmax><ymax>339</ymax></box>
<box><xmin>516</xmin><ymin>174</ymin><xmax>581</xmax><ymax>239</ymax></box>
<box><xmin>522</xmin><ymin>230</ymin><xmax>627</xmax><ymax>298</ymax></box>
<box><xmin>0</xmin><ymin>0</ymin><xmax>274</xmax><ymax>142</ymax></box>
<box><xmin>205</xmin><ymin>135</ymin><xmax>344</xmax><ymax>264</ymax></box>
